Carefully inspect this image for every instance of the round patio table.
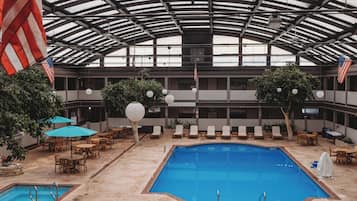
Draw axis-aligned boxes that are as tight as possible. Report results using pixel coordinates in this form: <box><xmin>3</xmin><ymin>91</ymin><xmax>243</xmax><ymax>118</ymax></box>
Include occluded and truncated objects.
<box><xmin>59</xmin><ymin>155</ymin><xmax>84</xmax><ymax>173</ymax></box>
<box><xmin>76</xmin><ymin>144</ymin><xmax>96</xmax><ymax>158</ymax></box>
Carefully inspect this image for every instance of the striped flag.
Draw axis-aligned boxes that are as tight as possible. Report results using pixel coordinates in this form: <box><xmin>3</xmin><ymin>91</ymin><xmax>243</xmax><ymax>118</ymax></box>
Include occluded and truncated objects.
<box><xmin>41</xmin><ymin>57</ymin><xmax>54</xmax><ymax>85</ymax></box>
<box><xmin>194</xmin><ymin>63</ymin><xmax>198</xmax><ymax>82</ymax></box>
<box><xmin>337</xmin><ymin>55</ymin><xmax>353</xmax><ymax>84</ymax></box>
<box><xmin>0</xmin><ymin>0</ymin><xmax>47</xmax><ymax>75</ymax></box>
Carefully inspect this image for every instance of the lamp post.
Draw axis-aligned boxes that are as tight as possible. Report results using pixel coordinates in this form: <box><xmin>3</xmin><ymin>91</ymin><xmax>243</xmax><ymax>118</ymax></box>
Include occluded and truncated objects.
<box><xmin>125</xmin><ymin>102</ymin><xmax>145</xmax><ymax>143</ymax></box>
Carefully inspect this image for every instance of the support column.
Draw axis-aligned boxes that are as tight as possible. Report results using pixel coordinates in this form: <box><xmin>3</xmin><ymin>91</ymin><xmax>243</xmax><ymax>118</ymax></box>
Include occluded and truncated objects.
<box><xmin>126</xmin><ymin>47</ymin><xmax>130</xmax><ymax>67</ymax></box>
<box><xmin>164</xmin><ymin>77</ymin><xmax>169</xmax><ymax>127</ymax></box>
<box><xmin>344</xmin><ymin>113</ymin><xmax>348</xmax><ymax>136</ymax></box>
<box><xmin>333</xmin><ymin>76</ymin><xmax>337</xmax><ymax>103</ymax></box>
<box><xmin>238</xmin><ymin>37</ymin><xmax>243</xmax><ymax>67</ymax></box>
<box><xmin>258</xmin><ymin>107</ymin><xmax>262</xmax><ymax>126</ymax></box>
<box><xmin>153</xmin><ymin>39</ymin><xmax>157</xmax><ymax>67</ymax></box>
<box><xmin>295</xmin><ymin>55</ymin><xmax>300</xmax><ymax>66</ymax></box>
<box><xmin>345</xmin><ymin>76</ymin><xmax>349</xmax><ymax>105</ymax></box>
<box><xmin>267</xmin><ymin>44</ymin><xmax>271</xmax><ymax>67</ymax></box>
<box><xmin>99</xmin><ymin>56</ymin><xmax>105</xmax><ymax>68</ymax></box>
<box><xmin>227</xmin><ymin>76</ymin><xmax>230</xmax><ymax>125</ymax></box>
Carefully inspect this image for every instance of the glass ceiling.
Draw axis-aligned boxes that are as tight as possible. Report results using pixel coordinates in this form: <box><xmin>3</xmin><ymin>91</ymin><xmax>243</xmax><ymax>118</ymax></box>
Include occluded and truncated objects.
<box><xmin>43</xmin><ymin>0</ymin><xmax>357</xmax><ymax>67</ymax></box>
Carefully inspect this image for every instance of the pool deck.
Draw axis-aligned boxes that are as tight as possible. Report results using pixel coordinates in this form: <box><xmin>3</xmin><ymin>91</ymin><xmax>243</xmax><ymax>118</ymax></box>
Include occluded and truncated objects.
<box><xmin>1</xmin><ymin>131</ymin><xmax>356</xmax><ymax>201</ymax></box>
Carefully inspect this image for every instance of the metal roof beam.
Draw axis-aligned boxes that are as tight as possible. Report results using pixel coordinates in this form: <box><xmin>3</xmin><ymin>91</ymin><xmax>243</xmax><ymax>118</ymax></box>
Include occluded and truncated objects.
<box><xmin>298</xmin><ymin>24</ymin><xmax>357</xmax><ymax>54</ymax></box>
<box><xmin>270</xmin><ymin>0</ymin><xmax>332</xmax><ymax>44</ymax></box>
<box><xmin>103</xmin><ymin>0</ymin><xmax>155</xmax><ymax>39</ymax></box>
<box><xmin>160</xmin><ymin>0</ymin><xmax>183</xmax><ymax>35</ymax></box>
<box><xmin>240</xmin><ymin>0</ymin><xmax>263</xmax><ymax>37</ymax></box>
<box><xmin>209</xmin><ymin>0</ymin><xmax>213</xmax><ymax>34</ymax></box>
<box><xmin>47</xmin><ymin>36</ymin><xmax>103</xmax><ymax>57</ymax></box>
<box><xmin>43</xmin><ymin>1</ymin><xmax>127</xmax><ymax>46</ymax></box>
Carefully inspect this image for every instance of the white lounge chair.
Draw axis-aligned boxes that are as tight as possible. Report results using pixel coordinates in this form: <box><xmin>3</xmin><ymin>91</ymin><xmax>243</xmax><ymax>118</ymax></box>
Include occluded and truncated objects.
<box><xmin>238</xmin><ymin>126</ymin><xmax>248</xmax><ymax>139</ymax></box>
<box><xmin>189</xmin><ymin>125</ymin><xmax>199</xmax><ymax>138</ymax></box>
<box><xmin>272</xmin><ymin>126</ymin><xmax>283</xmax><ymax>139</ymax></box>
<box><xmin>221</xmin><ymin>126</ymin><xmax>231</xmax><ymax>139</ymax></box>
<box><xmin>173</xmin><ymin>125</ymin><xmax>183</xmax><ymax>138</ymax></box>
<box><xmin>254</xmin><ymin>126</ymin><xmax>264</xmax><ymax>139</ymax></box>
<box><xmin>150</xmin><ymin>126</ymin><xmax>162</xmax><ymax>138</ymax></box>
<box><xmin>206</xmin><ymin>126</ymin><xmax>216</xmax><ymax>139</ymax></box>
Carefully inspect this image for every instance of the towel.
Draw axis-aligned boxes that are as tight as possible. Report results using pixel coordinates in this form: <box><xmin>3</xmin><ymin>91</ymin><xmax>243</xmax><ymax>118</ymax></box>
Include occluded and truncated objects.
<box><xmin>317</xmin><ymin>152</ymin><xmax>333</xmax><ymax>177</ymax></box>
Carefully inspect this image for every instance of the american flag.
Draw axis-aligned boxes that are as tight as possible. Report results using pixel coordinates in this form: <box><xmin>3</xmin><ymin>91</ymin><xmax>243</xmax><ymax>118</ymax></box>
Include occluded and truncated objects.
<box><xmin>194</xmin><ymin>63</ymin><xmax>198</xmax><ymax>82</ymax></box>
<box><xmin>0</xmin><ymin>0</ymin><xmax>47</xmax><ymax>75</ymax></box>
<box><xmin>337</xmin><ymin>55</ymin><xmax>353</xmax><ymax>84</ymax></box>
<box><xmin>41</xmin><ymin>57</ymin><xmax>54</xmax><ymax>85</ymax></box>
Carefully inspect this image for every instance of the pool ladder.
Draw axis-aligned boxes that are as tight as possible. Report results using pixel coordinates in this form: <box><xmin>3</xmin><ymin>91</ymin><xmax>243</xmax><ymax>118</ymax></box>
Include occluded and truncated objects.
<box><xmin>50</xmin><ymin>182</ymin><xmax>59</xmax><ymax>201</ymax></box>
<box><xmin>259</xmin><ymin>192</ymin><xmax>267</xmax><ymax>201</ymax></box>
<box><xmin>29</xmin><ymin>186</ymin><xmax>38</xmax><ymax>201</ymax></box>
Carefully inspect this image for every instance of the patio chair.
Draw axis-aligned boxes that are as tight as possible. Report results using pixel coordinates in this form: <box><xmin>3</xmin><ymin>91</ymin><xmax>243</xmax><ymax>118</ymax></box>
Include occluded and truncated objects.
<box><xmin>150</xmin><ymin>126</ymin><xmax>162</xmax><ymax>138</ymax></box>
<box><xmin>173</xmin><ymin>125</ymin><xmax>184</xmax><ymax>138</ymax></box>
<box><xmin>78</xmin><ymin>155</ymin><xmax>88</xmax><ymax>174</ymax></box>
<box><xmin>335</xmin><ymin>151</ymin><xmax>348</xmax><ymax>164</ymax></box>
<box><xmin>329</xmin><ymin>146</ymin><xmax>337</xmax><ymax>157</ymax></box>
<box><xmin>189</xmin><ymin>125</ymin><xmax>199</xmax><ymax>138</ymax></box>
<box><xmin>272</xmin><ymin>126</ymin><xmax>283</xmax><ymax>139</ymax></box>
<box><xmin>238</xmin><ymin>126</ymin><xmax>248</xmax><ymax>139</ymax></box>
<box><xmin>206</xmin><ymin>126</ymin><xmax>216</xmax><ymax>139</ymax></box>
<box><xmin>54</xmin><ymin>155</ymin><xmax>62</xmax><ymax>173</ymax></box>
<box><xmin>254</xmin><ymin>126</ymin><xmax>264</xmax><ymax>139</ymax></box>
<box><xmin>221</xmin><ymin>126</ymin><xmax>231</xmax><ymax>139</ymax></box>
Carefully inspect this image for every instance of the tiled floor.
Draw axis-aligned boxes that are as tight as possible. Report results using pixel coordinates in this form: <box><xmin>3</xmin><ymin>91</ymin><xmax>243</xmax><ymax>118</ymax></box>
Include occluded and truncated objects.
<box><xmin>1</xmin><ymin>131</ymin><xmax>356</xmax><ymax>201</ymax></box>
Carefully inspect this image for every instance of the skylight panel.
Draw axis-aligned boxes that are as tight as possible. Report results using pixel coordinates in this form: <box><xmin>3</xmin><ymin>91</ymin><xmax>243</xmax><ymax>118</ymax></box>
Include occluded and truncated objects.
<box><xmin>334</xmin><ymin>0</ymin><xmax>357</xmax><ymax>7</ymax></box>
<box><xmin>46</xmin><ymin>22</ymin><xmax>78</xmax><ymax>37</ymax></box>
<box><xmin>66</xmin><ymin>1</ymin><xmax>106</xmax><ymax>13</ymax></box>
<box><xmin>62</xmin><ymin>30</ymin><xmax>92</xmax><ymax>42</ymax></box>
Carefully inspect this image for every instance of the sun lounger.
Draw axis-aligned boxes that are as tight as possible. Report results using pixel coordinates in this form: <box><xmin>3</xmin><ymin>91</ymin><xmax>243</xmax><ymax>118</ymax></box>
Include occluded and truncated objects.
<box><xmin>173</xmin><ymin>125</ymin><xmax>184</xmax><ymax>138</ymax></box>
<box><xmin>238</xmin><ymin>126</ymin><xmax>248</xmax><ymax>139</ymax></box>
<box><xmin>206</xmin><ymin>126</ymin><xmax>216</xmax><ymax>138</ymax></box>
<box><xmin>150</xmin><ymin>126</ymin><xmax>162</xmax><ymax>138</ymax></box>
<box><xmin>254</xmin><ymin>126</ymin><xmax>264</xmax><ymax>139</ymax></box>
<box><xmin>221</xmin><ymin>126</ymin><xmax>231</xmax><ymax>139</ymax></box>
<box><xmin>272</xmin><ymin>126</ymin><xmax>283</xmax><ymax>139</ymax></box>
<box><xmin>189</xmin><ymin>125</ymin><xmax>199</xmax><ymax>138</ymax></box>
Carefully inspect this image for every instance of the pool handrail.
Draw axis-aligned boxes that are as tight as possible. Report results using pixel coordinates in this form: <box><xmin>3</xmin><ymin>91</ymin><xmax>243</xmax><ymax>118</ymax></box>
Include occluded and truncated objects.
<box><xmin>50</xmin><ymin>182</ymin><xmax>59</xmax><ymax>201</ymax></box>
<box><xmin>29</xmin><ymin>185</ymin><xmax>39</xmax><ymax>201</ymax></box>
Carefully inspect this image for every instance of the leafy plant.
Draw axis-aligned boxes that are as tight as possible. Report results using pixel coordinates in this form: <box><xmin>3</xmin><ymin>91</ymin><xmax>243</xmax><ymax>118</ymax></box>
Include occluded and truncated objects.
<box><xmin>102</xmin><ymin>78</ymin><xmax>163</xmax><ymax>143</ymax></box>
<box><xmin>0</xmin><ymin>68</ymin><xmax>63</xmax><ymax>160</ymax></box>
<box><xmin>253</xmin><ymin>65</ymin><xmax>319</xmax><ymax>140</ymax></box>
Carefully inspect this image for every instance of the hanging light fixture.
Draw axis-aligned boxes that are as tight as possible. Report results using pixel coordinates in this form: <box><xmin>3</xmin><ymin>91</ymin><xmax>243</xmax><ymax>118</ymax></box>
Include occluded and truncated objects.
<box><xmin>292</xmin><ymin>89</ymin><xmax>298</xmax><ymax>95</ymax></box>
<box><xmin>268</xmin><ymin>14</ymin><xmax>282</xmax><ymax>29</ymax></box>
<box><xmin>191</xmin><ymin>87</ymin><xmax>197</xmax><ymax>94</ymax></box>
<box><xmin>85</xmin><ymin>88</ymin><xmax>93</xmax><ymax>95</ymax></box>
<box><xmin>316</xmin><ymin>90</ymin><xmax>324</xmax><ymax>98</ymax></box>
<box><xmin>162</xmin><ymin>89</ymin><xmax>168</xmax><ymax>95</ymax></box>
<box><xmin>165</xmin><ymin>94</ymin><xmax>175</xmax><ymax>104</ymax></box>
<box><xmin>146</xmin><ymin>90</ymin><xmax>154</xmax><ymax>98</ymax></box>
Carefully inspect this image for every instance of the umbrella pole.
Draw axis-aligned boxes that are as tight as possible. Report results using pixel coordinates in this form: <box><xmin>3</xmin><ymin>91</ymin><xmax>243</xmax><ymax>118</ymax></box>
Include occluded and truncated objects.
<box><xmin>70</xmin><ymin>138</ymin><xmax>73</xmax><ymax>158</ymax></box>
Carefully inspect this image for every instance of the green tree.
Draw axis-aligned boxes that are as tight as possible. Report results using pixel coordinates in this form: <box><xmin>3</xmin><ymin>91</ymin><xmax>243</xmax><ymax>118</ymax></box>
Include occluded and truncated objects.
<box><xmin>253</xmin><ymin>65</ymin><xmax>319</xmax><ymax>140</ymax></box>
<box><xmin>102</xmin><ymin>79</ymin><xmax>164</xmax><ymax>143</ymax></box>
<box><xmin>0</xmin><ymin>68</ymin><xmax>63</xmax><ymax>161</ymax></box>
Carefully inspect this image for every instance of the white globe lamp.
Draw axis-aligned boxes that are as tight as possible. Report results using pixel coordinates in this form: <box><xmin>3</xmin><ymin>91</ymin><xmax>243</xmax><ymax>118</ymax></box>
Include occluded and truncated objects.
<box><xmin>85</xmin><ymin>88</ymin><xmax>93</xmax><ymax>95</ymax></box>
<box><xmin>125</xmin><ymin>102</ymin><xmax>145</xmax><ymax>122</ymax></box>
<box><xmin>192</xmin><ymin>87</ymin><xmax>197</xmax><ymax>94</ymax></box>
<box><xmin>165</xmin><ymin>94</ymin><xmax>175</xmax><ymax>104</ymax></box>
<box><xmin>52</xmin><ymin>90</ymin><xmax>56</xmax><ymax>95</ymax></box>
<box><xmin>316</xmin><ymin>90</ymin><xmax>324</xmax><ymax>98</ymax></box>
<box><xmin>125</xmin><ymin>102</ymin><xmax>145</xmax><ymax>144</ymax></box>
<box><xmin>162</xmin><ymin>89</ymin><xmax>168</xmax><ymax>95</ymax></box>
<box><xmin>292</xmin><ymin>88</ymin><xmax>298</xmax><ymax>95</ymax></box>
<box><xmin>276</xmin><ymin>88</ymin><xmax>282</xmax><ymax>93</ymax></box>
<box><xmin>146</xmin><ymin>90</ymin><xmax>154</xmax><ymax>98</ymax></box>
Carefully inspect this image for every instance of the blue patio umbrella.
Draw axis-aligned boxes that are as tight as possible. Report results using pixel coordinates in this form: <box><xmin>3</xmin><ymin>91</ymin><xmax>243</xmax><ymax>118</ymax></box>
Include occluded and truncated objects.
<box><xmin>45</xmin><ymin>116</ymin><xmax>74</xmax><ymax>124</ymax></box>
<box><xmin>45</xmin><ymin>126</ymin><xmax>97</xmax><ymax>157</ymax></box>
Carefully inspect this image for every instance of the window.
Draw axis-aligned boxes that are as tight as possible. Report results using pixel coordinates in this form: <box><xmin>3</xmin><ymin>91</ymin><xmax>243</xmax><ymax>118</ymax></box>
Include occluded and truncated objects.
<box><xmin>129</xmin><ymin>40</ymin><xmax>153</xmax><ymax>67</ymax></box>
<box><xmin>199</xmin><ymin>108</ymin><xmax>227</xmax><ymax>119</ymax></box>
<box><xmin>350</xmin><ymin>76</ymin><xmax>357</xmax><ymax>91</ymax></box>
<box><xmin>326</xmin><ymin>77</ymin><xmax>334</xmax><ymax>90</ymax></box>
<box><xmin>349</xmin><ymin>115</ymin><xmax>357</xmax><ymax>129</ymax></box>
<box><xmin>230</xmin><ymin>78</ymin><xmax>255</xmax><ymax>90</ymax></box>
<box><xmin>68</xmin><ymin>78</ymin><xmax>77</xmax><ymax>90</ymax></box>
<box><xmin>262</xmin><ymin>108</ymin><xmax>283</xmax><ymax>119</ymax></box>
<box><xmin>230</xmin><ymin>108</ymin><xmax>258</xmax><ymax>119</ymax></box>
<box><xmin>199</xmin><ymin>78</ymin><xmax>227</xmax><ymax>90</ymax></box>
<box><xmin>336</xmin><ymin>81</ymin><xmax>345</xmax><ymax>91</ymax></box>
<box><xmin>55</xmin><ymin>77</ymin><xmax>65</xmax><ymax>90</ymax></box>
<box><xmin>242</xmin><ymin>38</ymin><xmax>267</xmax><ymax>66</ymax></box>
<box><xmin>79</xmin><ymin>78</ymin><xmax>105</xmax><ymax>90</ymax></box>
<box><xmin>271</xmin><ymin>46</ymin><xmax>296</xmax><ymax>66</ymax></box>
<box><xmin>213</xmin><ymin>35</ymin><xmax>238</xmax><ymax>67</ymax></box>
<box><xmin>168</xmin><ymin>107</ymin><xmax>195</xmax><ymax>118</ymax></box>
<box><xmin>105</xmin><ymin>48</ymin><xmax>127</xmax><ymax>67</ymax></box>
<box><xmin>157</xmin><ymin>36</ymin><xmax>182</xmax><ymax>67</ymax></box>
<box><xmin>168</xmin><ymin>78</ymin><xmax>195</xmax><ymax>90</ymax></box>
<box><xmin>336</xmin><ymin>112</ymin><xmax>345</xmax><ymax>125</ymax></box>
<box><xmin>146</xmin><ymin>107</ymin><xmax>165</xmax><ymax>118</ymax></box>
<box><xmin>108</xmin><ymin>78</ymin><xmax>128</xmax><ymax>85</ymax></box>
<box><xmin>325</xmin><ymin>109</ymin><xmax>333</xmax><ymax>121</ymax></box>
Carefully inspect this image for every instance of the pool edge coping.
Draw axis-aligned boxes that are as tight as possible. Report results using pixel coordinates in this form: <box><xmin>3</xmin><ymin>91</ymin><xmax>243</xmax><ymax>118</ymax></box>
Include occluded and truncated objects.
<box><xmin>0</xmin><ymin>183</ymin><xmax>80</xmax><ymax>201</ymax></box>
<box><xmin>142</xmin><ymin>142</ymin><xmax>341</xmax><ymax>201</ymax></box>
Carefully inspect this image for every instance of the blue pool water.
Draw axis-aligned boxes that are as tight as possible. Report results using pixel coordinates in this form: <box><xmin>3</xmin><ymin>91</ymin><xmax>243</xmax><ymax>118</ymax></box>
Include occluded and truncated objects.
<box><xmin>150</xmin><ymin>143</ymin><xmax>330</xmax><ymax>201</ymax></box>
<box><xmin>0</xmin><ymin>185</ymin><xmax>72</xmax><ymax>201</ymax></box>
